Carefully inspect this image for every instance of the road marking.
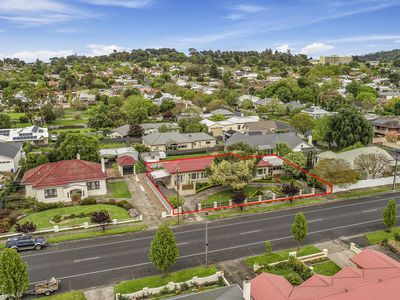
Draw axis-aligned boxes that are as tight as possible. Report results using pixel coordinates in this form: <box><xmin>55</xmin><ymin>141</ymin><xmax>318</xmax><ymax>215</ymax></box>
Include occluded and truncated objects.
<box><xmin>22</xmin><ymin>196</ymin><xmax>400</xmax><ymax>258</ymax></box>
<box><xmin>240</xmin><ymin>230</ymin><xmax>261</xmax><ymax>235</ymax></box>
<box><xmin>362</xmin><ymin>209</ymin><xmax>379</xmax><ymax>213</ymax></box>
<box><xmin>139</xmin><ymin>185</ymin><xmax>145</xmax><ymax>192</ymax></box>
<box><xmin>177</xmin><ymin>242</ymin><xmax>188</xmax><ymax>246</ymax></box>
<box><xmin>30</xmin><ymin>216</ymin><xmax>399</xmax><ymax>284</ymax></box>
<box><xmin>308</xmin><ymin>218</ymin><xmax>324</xmax><ymax>223</ymax></box>
<box><xmin>73</xmin><ymin>257</ymin><xmax>100</xmax><ymax>263</ymax></box>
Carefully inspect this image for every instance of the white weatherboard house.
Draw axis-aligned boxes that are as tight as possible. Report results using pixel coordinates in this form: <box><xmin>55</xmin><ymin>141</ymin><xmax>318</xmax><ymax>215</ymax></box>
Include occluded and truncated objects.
<box><xmin>0</xmin><ymin>142</ymin><xmax>23</xmax><ymax>173</ymax></box>
<box><xmin>0</xmin><ymin>125</ymin><xmax>48</xmax><ymax>144</ymax></box>
<box><xmin>21</xmin><ymin>159</ymin><xmax>108</xmax><ymax>203</ymax></box>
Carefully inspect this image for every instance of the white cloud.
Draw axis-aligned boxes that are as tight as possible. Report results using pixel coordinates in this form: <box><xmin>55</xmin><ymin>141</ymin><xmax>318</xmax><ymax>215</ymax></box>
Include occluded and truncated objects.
<box><xmin>233</xmin><ymin>4</ymin><xmax>266</xmax><ymax>13</ymax></box>
<box><xmin>395</xmin><ymin>39</ymin><xmax>400</xmax><ymax>43</ymax></box>
<box><xmin>80</xmin><ymin>0</ymin><xmax>153</xmax><ymax>8</ymax></box>
<box><xmin>329</xmin><ymin>34</ymin><xmax>400</xmax><ymax>43</ymax></box>
<box><xmin>9</xmin><ymin>49</ymin><xmax>74</xmax><ymax>62</ymax></box>
<box><xmin>222</xmin><ymin>14</ymin><xmax>243</xmax><ymax>20</ymax></box>
<box><xmin>86</xmin><ymin>44</ymin><xmax>126</xmax><ymax>56</ymax></box>
<box><xmin>276</xmin><ymin>44</ymin><xmax>291</xmax><ymax>53</ymax></box>
<box><xmin>300</xmin><ymin>42</ymin><xmax>334</xmax><ymax>55</ymax></box>
<box><xmin>0</xmin><ymin>0</ymin><xmax>71</xmax><ymax>13</ymax></box>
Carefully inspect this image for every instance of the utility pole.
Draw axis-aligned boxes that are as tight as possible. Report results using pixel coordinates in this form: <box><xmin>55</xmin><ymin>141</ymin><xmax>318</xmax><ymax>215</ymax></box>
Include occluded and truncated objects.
<box><xmin>393</xmin><ymin>150</ymin><xmax>399</xmax><ymax>192</ymax></box>
<box><xmin>176</xmin><ymin>166</ymin><xmax>180</xmax><ymax>224</ymax></box>
<box><xmin>205</xmin><ymin>211</ymin><xmax>209</xmax><ymax>268</ymax></box>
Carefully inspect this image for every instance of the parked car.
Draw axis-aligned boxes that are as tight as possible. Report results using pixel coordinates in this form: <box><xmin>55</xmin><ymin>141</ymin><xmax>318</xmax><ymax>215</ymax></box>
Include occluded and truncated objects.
<box><xmin>6</xmin><ymin>235</ymin><xmax>46</xmax><ymax>251</ymax></box>
<box><xmin>0</xmin><ymin>295</ymin><xmax>15</xmax><ymax>300</ymax></box>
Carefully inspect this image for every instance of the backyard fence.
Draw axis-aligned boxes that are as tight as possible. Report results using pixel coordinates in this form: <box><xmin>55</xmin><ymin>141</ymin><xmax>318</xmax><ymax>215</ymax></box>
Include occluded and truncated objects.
<box><xmin>333</xmin><ymin>175</ymin><xmax>400</xmax><ymax>193</ymax></box>
<box><xmin>116</xmin><ymin>271</ymin><xmax>224</xmax><ymax>300</ymax></box>
<box><xmin>0</xmin><ymin>216</ymin><xmax>142</xmax><ymax>240</ymax></box>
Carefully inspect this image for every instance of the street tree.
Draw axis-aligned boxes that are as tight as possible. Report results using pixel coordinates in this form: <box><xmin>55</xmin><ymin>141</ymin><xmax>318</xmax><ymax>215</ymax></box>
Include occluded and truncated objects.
<box><xmin>0</xmin><ymin>249</ymin><xmax>29</xmax><ymax>300</ymax></box>
<box><xmin>326</xmin><ymin>109</ymin><xmax>373</xmax><ymax>149</ymax></box>
<box><xmin>354</xmin><ymin>153</ymin><xmax>392</xmax><ymax>179</ymax></box>
<box><xmin>383</xmin><ymin>199</ymin><xmax>397</xmax><ymax>232</ymax></box>
<box><xmin>149</xmin><ymin>224</ymin><xmax>179</xmax><ymax>274</ymax></box>
<box><xmin>291</xmin><ymin>212</ymin><xmax>308</xmax><ymax>251</ymax></box>
<box><xmin>290</xmin><ymin>113</ymin><xmax>315</xmax><ymax>134</ymax></box>
<box><xmin>313</xmin><ymin>159</ymin><xmax>358</xmax><ymax>186</ymax></box>
<box><xmin>282</xmin><ymin>152</ymin><xmax>307</xmax><ymax>178</ymax></box>
<box><xmin>91</xmin><ymin>211</ymin><xmax>111</xmax><ymax>231</ymax></box>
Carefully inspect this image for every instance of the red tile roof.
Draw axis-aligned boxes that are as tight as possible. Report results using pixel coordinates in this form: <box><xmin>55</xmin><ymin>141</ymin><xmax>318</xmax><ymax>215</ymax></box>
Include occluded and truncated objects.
<box><xmin>116</xmin><ymin>155</ymin><xmax>136</xmax><ymax>166</ymax></box>
<box><xmin>258</xmin><ymin>159</ymin><xmax>272</xmax><ymax>167</ymax></box>
<box><xmin>163</xmin><ymin>157</ymin><xmax>215</xmax><ymax>174</ymax></box>
<box><xmin>251</xmin><ymin>249</ymin><xmax>400</xmax><ymax>300</ymax></box>
<box><xmin>21</xmin><ymin>159</ymin><xmax>107</xmax><ymax>188</ymax></box>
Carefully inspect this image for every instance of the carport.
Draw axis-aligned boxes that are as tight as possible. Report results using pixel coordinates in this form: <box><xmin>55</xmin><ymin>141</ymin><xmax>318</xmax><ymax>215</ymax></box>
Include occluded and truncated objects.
<box><xmin>116</xmin><ymin>155</ymin><xmax>137</xmax><ymax>176</ymax></box>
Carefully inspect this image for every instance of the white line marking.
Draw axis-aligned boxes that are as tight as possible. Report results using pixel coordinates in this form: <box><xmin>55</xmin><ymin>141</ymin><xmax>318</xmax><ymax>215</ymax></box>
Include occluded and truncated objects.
<box><xmin>30</xmin><ymin>216</ymin><xmax>398</xmax><ymax>284</ymax></box>
<box><xmin>73</xmin><ymin>257</ymin><xmax>100</xmax><ymax>263</ymax></box>
<box><xmin>362</xmin><ymin>209</ymin><xmax>379</xmax><ymax>213</ymax></box>
<box><xmin>177</xmin><ymin>242</ymin><xmax>188</xmax><ymax>246</ymax></box>
<box><xmin>240</xmin><ymin>230</ymin><xmax>261</xmax><ymax>235</ymax></box>
<box><xmin>139</xmin><ymin>185</ymin><xmax>145</xmax><ymax>192</ymax></box>
<box><xmin>308</xmin><ymin>219</ymin><xmax>324</xmax><ymax>223</ymax></box>
<box><xmin>22</xmin><ymin>196</ymin><xmax>399</xmax><ymax>258</ymax></box>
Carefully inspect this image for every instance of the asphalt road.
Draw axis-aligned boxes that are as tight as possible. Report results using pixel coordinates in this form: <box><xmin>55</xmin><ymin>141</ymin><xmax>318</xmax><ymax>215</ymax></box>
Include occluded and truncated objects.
<box><xmin>22</xmin><ymin>191</ymin><xmax>400</xmax><ymax>292</ymax></box>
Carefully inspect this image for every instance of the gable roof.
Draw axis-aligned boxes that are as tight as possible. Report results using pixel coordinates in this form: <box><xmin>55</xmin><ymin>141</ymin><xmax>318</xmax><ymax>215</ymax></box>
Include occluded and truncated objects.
<box><xmin>225</xmin><ymin>132</ymin><xmax>312</xmax><ymax>150</ymax></box>
<box><xmin>246</xmin><ymin>120</ymin><xmax>277</xmax><ymax>132</ymax></box>
<box><xmin>111</xmin><ymin>125</ymin><xmax>130</xmax><ymax>137</ymax></box>
<box><xmin>116</xmin><ymin>155</ymin><xmax>136</xmax><ymax>166</ymax></box>
<box><xmin>143</xmin><ymin>132</ymin><xmax>215</xmax><ymax>146</ymax></box>
<box><xmin>0</xmin><ymin>142</ymin><xmax>21</xmax><ymax>159</ymax></box>
<box><xmin>21</xmin><ymin>159</ymin><xmax>107</xmax><ymax>188</ymax></box>
<box><xmin>162</xmin><ymin>156</ymin><xmax>215</xmax><ymax>174</ymax></box>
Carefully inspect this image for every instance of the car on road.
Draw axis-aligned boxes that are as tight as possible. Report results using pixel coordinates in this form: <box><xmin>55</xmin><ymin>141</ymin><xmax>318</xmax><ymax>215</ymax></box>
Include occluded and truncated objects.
<box><xmin>6</xmin><ymin>235</ymin><xmax>46</xmax><ymax>251</ymax></box>
<box><xmin>0</xmin><ymin>295</ymin><xmax>15</xmax><ymax>300</ymax></box>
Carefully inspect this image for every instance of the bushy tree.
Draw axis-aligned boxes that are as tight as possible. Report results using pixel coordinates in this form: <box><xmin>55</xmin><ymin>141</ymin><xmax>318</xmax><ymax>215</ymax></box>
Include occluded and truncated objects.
<box><xmin>282</xmin><ymin>152</ymin><xmax>307</xmax><ymax>178</ymax></box>
<box><xmin>55</xmin><ymin>133</ymin><xmax>100</xmax><ymax>162</ymax></box>
<box><xmin>313</xmin><ymin>158</ymin><xmax>358</xmax><ymax>186</ymax></box>
<box><xmin>128</xmin><ymin>123</ymin><xmax>144</xmax><ymax>137</ymax></box>
<box><xmin>275</xmin><ymin>143</ymin><xmax>292</xmax><ymax>157</ymax></box>
<box><xmin>91</xmin><ymin>211</ymin><xmax>111</xmax><ymax>231</ymax></box>
<box><xmin>290</xmin><ymin>113</ymin><xmax>315</xmax><ymax>134</ymax></box>
<box><xmin>0</xmin><ymin>249</ymin><xmax>29</xmax><ymax>300</ymax></box>
<box><xmin>168</xmin><ymin>195</ymin><xmax>184</xmax><ymax>209</ymax></box>
<box><xmin>149</xmin><ymin>224</ymin><xmax>179</xmax><ymax>274</ymax></box>
<box><xmin>354</xmin><ymin>153</ymin><xmax>392</xmax><ymax>179</ymax></box>
<box><xmin>383</xmin><ymin>199</ymin><xmax>397</xmax><ymax>232</ymax></box>
<box><xmin>291</xmin><ymin>212</ymin><xmax>308</xmax><ymax>251</ymax></box>
<box><xmin>0</xmin><ymin>113</ymin><xmax>11</xmax><ymax>129</ymax></box>
<box><xmin>226</xmin><ymin>142</ymin><xmax>256</xmax><ymax>156</ymax></box>
<box><xmin>326</xmin><ymin>109</ymin><xmax>373</xmax><ymax>149</ymax></box>
<box><xmin>281</xmin><ymin>183</ymin><xmax>300</xmax><ymax>201</ymax></box>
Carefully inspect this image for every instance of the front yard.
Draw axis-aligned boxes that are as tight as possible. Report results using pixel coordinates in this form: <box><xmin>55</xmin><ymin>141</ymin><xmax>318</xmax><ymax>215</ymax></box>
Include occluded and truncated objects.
<box><xmin>107</xmin><ymin>180</ymin><xmax>132</xmax><ymax>198</ymax></box>
<box><xmin>365</xmin><ymin>226</ymin><xmax>400</xmax><ymax>244</ymax></box>
<box><xmin>17</xmin><ymin>204</ymin><xmax>131</xmax><ymax>229</ymax></box>
<box><xmin>114</xmin><ymin>265</ymin><xmax>218</xmax><ymax>294</ymax></box>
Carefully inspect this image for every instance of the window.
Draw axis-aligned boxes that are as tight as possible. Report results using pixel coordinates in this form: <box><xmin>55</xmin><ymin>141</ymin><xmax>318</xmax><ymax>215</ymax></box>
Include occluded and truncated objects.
<box><xmin>44</xmin><ymin>188</ymin><xmax>57</xmax><ymax>198</ymax></box>
<box><xmin>87</xmin><ymin>181</ymin><xmax>100</xmax><ymax>190</ymax></box>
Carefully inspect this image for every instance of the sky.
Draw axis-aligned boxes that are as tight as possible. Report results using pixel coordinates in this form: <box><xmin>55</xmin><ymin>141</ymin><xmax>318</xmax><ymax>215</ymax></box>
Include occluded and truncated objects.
<box><xmin>0</xmin><ymin>0</ymin><xmax>400</xmax><ymax>62</ymax></box>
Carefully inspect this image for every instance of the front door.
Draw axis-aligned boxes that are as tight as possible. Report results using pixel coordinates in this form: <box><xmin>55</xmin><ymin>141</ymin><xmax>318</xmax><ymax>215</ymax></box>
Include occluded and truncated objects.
<box><xmin>70</xmin><ymin>189</ymin><xmax>82</xmax><ymax>204</ymax></box>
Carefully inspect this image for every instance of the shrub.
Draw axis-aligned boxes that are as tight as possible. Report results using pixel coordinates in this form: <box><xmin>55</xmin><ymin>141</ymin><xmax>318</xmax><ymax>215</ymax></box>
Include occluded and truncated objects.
<box><xmin>15</xmin><ymin>221</ymin><xmax>37</xmax><ymax>233</ymax></box>
<box><xmin>287</xmin><ymin>272</ymin><xmax>303</xmax><ymax>285</ymax></box>
<box><xmin>80</xmin><ymin>197</ymin><xmax>97</xmax><ymax>205</ymax></box>
<box><xmin>116</xmin><ymin>200</ymin><xmax>133</xmax><ymax>210</ymax></box>
<box><xmin>19</xmin><ymin>115</ymin><xmax>29</xmax><ymax>123</ymax></box>
<box><xmin>395</xmin><ymin>233</ymin><xmax>400</xmax><ymax>242</ymax></box>
<box><xmin>90</xmin><ymin>210</ymin><xmax>111</xmax><ymax>231</ymax></box>
<box><xmin>265</xmin><ymin>240</ymin><xmax>272</xmax><ymax>256</ymax></box>
<box><xmin>286</xmin><ymin>257</ymin><xmax>312</xmax><ymax>280</ymax></box>
<box><xmin>108</xmin><ymin>199</ymin><xmax>117</xmax><ymax>205</ymax></box>
<box><xmin>37</xmin><ymin>202</ymin><xmax>64</xmax><ymax>212</ymax></box>
<box><xmin>168</xmin><ymin>195</ymin><xmax>185</xmax><ymax>208</ymax></box>
<box><xmin>52</xmin><ymin>214</ymin><xmax>61</xmax><ymax>223</ymax></box>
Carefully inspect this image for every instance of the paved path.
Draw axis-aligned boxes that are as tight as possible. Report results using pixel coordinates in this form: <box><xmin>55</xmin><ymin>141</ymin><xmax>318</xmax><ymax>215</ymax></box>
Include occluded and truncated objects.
<box><xmin>124</xmin><ymin>174</ymin><xmax>163</xmax><ymax>227</ymax></box>
<box><xmin>23</xmin><ymin>191</ymin><xmax>400</xmax><ymax>292</ymax></box>
<box><xmin>84</xmin><ymin>286</ymin><xmax>114</xmax><ymax>300</ymax></box>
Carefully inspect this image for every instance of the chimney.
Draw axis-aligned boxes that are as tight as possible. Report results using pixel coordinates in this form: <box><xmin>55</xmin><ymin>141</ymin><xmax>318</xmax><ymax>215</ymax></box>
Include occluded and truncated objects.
<box><xmin>243</xmin><ymin>278</ymin><xmax>251</xmax><ymax>300</ymax></box>
<box><xmin>308</xmin><ymin>134</ymin><xmax>313</xmax><ymax>145</ymax></box>
<box><xmin>101</xmin><ymin>157</ymin><xmax>106</xmax><ymax>173</ymax></box>
<box><xmin>76</xmin><ymin>153</ymin><xmax>80</xmax><ymax>160</ymax></box>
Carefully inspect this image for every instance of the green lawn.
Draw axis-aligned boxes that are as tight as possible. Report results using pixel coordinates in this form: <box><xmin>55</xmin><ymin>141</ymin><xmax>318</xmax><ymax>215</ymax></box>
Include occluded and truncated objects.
<box><xmin>107</xmin><ymin>181</ymin><xmax>132</xmax><ymax>198</ymax></box>
<box><xmin>207</xmin><ymin>198</ymin><xmax>323</xmax><ymax>220</ymax></box>
<box><xmin>101</xmin><ymin>143</ymin><xmax>127</xmax><ymax>149</ymax></box>
<box><xmin>246</xmin><ymin>246</ymin><xmax>321</xmax><ymax>267</ymax></box>
<box><xmin>115</xmin><ymin>266</ymin><xmax>217</xmax><ymax>294</ymax></box>
<box><xmin>38</xmin><ymin>291</ymin><xmax>86</xmax><ymax>300</ymax></box>
<box><xmin>335</xmin><ymin>186</ymin><xmax>393</xmax><ymax>199</ymax></box>
<box><xmin>48</xmin><ymin>118</ymin><xmax>88</xmax><ymax>126</ymax></box>
<box><xmin>201</xmin><ymin>186</ymin><xmax>267</xmax><ymax>206</ymax></box>
<box><xmin>46</xmin><ymin>224</ymin><xmax>147</xmax><ymax>244</ymax></box>
<box><xmin>311</xmin><ymin>261</ymin><xmax>341</xmax><ymax>276</ymax></box>
<box><xmin>17</xmin><ymin>204</ymin><xmax>131</xmax><ymax>229</ymax></box>
<box><xmin>365</xmin><ymin>226</ymin><xmax>400</xmax><ymax>244</ymax></box>
<box><xmin>162</xmin><ymin>152</ymin><xmax>221</xmax><ymax>161</ymax></box>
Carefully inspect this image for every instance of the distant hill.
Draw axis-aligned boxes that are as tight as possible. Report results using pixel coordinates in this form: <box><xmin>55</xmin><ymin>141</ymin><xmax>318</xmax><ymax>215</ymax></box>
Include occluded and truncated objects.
<box><xmin>355</xmin><ymin>49</ymin><xmax>400</xmax><ymax>62</ymax></box>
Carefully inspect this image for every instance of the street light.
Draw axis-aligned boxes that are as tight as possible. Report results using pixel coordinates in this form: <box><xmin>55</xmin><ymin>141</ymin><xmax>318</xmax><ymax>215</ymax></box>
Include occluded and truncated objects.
<box><xmin>393</xmin><ymin>149</ymin><xmax>400</xmax><ymax>192</ymax></box>
<box><xmin>205</xmin><ymin>211</ymin><xmax>209</xmax><ymax>268</ymax></box>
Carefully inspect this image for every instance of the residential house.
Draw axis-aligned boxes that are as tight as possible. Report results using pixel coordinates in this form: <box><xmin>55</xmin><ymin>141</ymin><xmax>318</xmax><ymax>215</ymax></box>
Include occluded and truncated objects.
<box><xmin>99</xmin><ymin>147</ymin><xmax>139</xmax><ymax>161</ymax></box>
<box><xmin>372</xmin><ymin>117</ymin><xmax>400</xmax><ymax>137</ymax></box>
<box><xmin>76</xmin><ymin>91</ymin><xmax>96</xmax><ymax>102</ymax></box>
<box><xmin>316</xmin><ymin>146</ymin><xmax>394</xmax><ymax>178</ymax></box>
<box><xmin>244</xmin><ymin>120</ymin><xmax>278</xmax><ymax>135</ymax></box>
<box><xmin>200</xmin><ymin>116</ymin><xmax>260</xmax><ymax>138</ymax></box>
<box><xmin>225</xmin><ymin>132</ymin><xmax>313</xmax><ymax>153</ymax></box>
<box><xmin>142</xmin><ymin>132</ymin><xmax>216</xmax><ymax>152</ymax></box>
<box><xmin>301</xmin><ymin>106</ymin><xmax>333</xmax><ymax>119</ymax></box>
<box><xmin>21</xmin><ymin>159</ymin><xmax>108</xmax><ymax>203</ymax></box>
<box><xmin>245</xmin><ymin>248</ymin><xmax>400</xmax><ymax>300</ymax></box>
<box><xmin>140</xmin><ymin>151</ymin><xmax>166</xmax><ymax>163</ymax></box>
<box><xmin>109</xmin><ymin>125</ymin><xmax>131</xmax><ymax>139</ymax></box>
<box><xmin>0</xmin><ymin>125</ymin><xmax>48</xmax><ymax>144</ymax></box>
<box><xmin>0</xmin><ymin>142</ymin><xmax>23</xmax><ymax>173</ymax></box>
<box><xmin>238</xmin><ymin>95</ymin><xmax>262</xmax><ymax>106</ymax></box>
<box><xmin>109</xmin><ymin>123</ymin><xmax>180</xmax><ymax>138</ymax></box>
<box><xmin>284</xmin><ymin>101</ymin><xmax>305</xmax><ymax>111</ymax></box>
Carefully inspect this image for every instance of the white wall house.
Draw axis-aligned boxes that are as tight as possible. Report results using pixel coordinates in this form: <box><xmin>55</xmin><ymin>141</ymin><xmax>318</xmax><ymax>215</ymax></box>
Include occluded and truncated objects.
<box><xmin>0</xmin><ymin>142</ymin><xmax>23</xmax><ymax>173</ymax></box>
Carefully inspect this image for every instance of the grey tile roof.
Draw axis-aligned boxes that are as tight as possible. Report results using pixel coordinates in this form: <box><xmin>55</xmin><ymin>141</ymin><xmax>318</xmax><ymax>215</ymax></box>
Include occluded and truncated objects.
<box><xmin>210</xmin><ymin>109</ymin><xmax>235</xmax><ymax>116</ymax></box>
<box><xmin>143</xmin><ymin>132</ymin><xmax>215</xmax><ymax>145</ymax></box>
<box><xmin>141</xmin><ymin>122</ymin><xmax>180</xmax><ymax>130</ymax></box>
<box><xmin>0</xmin><ymin>142</ymin><xmax>22</xmax><ymax>159</ymax></box>
<box><xmin>111</xmin><ymin>125</ymin><xmax>130</xmax><ymax>136</ymax></box>
<box><xmin>225</xmin><ymin>132</ymin><xmax>312</xmax><ymax>150</ymax></box>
